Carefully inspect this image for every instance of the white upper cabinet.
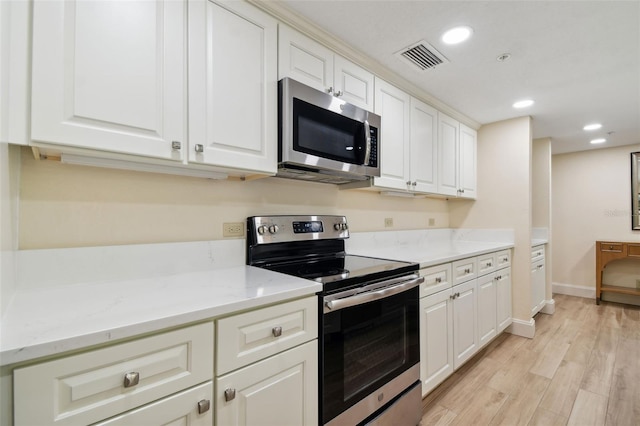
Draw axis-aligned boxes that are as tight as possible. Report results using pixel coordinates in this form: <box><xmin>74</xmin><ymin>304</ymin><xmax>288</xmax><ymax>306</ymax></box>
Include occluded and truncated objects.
<box><xmin>437</xmin><ymin>113</ymin><xmax>477</xmax><ymax>199</ymax></box>
<box><xmin>279</xmin><ymin>25</ymin><xmax>374</xmax><ymax>111</ymax></box>
<box><xmin>31</xmin><ymin>0</ymin><xmax>186</xmax><ymax>161</ymax></box>
<box><xmin>410</xmin><ymin>97</ymin><xmax>438</xmax><ymax>193</ymax></box>
<box><xmin>437</xmin><ymin>113</ymin><xmax>460</xmax><ymax>196</ymax></box>
<box><xmin>459</xmin><ymin>123</ymin><xmax>478</xmax><ymax>199</ymax></box>
<box><xmin>188</xmin><ymin>0</ymin><xmax>278</xmax><ymax>175</ymax></box>
<box><xmin>373</xmin><ymin>78</ymin><xmax>411</xmax><ymax>191</ymax></box>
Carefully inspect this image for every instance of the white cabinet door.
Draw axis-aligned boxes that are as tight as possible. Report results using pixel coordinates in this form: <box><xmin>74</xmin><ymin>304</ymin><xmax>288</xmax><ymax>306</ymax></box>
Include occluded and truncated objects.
<box><xmin>374</xmin><ymin>78</ymin><xmax>411</xmax><ymax>191</ymax></box>
<box><xmin>278</xmin><ymin>24</ymin><xmax>333</xmax><ymax>93</ymax></box>
<box><xmin>333</xmin><ymin>55</ymin><xmax>374</xmax><ymax>111</ymax></box>
<box><xmin>459</xmin><ymin>124</ymin><xmax>477</xmax><ymax>199</ymax></box>
<box><xmin>410</xmin><ymin>97</ymin><xmax>438</xmax><ymax>193</ymax></box>
<box><xmin>531</xmin><ymin>259</ymin><xmax>546</xmax><ymax>316</ymax></box>
<box><xmin>188</xmin><ymin>0</ymin><xmax>277</xmax><ymax>174</ymax></box>
<box><xmin>437</xmin><ymin>112</ymin><xmax>459</xmax><ymax>196</ymax></box>
<box><xmin>496</xmin><ymin>267</ymin><xmax>512</xmax><ymax>333</ymax></box>
<box><xmin>31</xmin><ymin>0</ymin><xmax>186</xmax><ymax>161</ymax></box>
<box><xmin>452</xmin><ymin>279</ymin><xmax>478</xmax><ymax>369</ymax></box>
<box><xmin>477</xmin><ymin>273</ymin><xmax>497</xmax><ymax>348</ymax></box>
<box><xmin>95</xmin><ymin>382</ymin><xmax>213</xmax><ymax>426</ymax></box>
<box><xmin>419</xmin><ymin>289</ymin><xmax>454</xmax><ymax>396</ymax></box>
<box><xmin>216</xmin><ymin>341</ymin><xmax>318</xmax><ymax>426</ymax></box>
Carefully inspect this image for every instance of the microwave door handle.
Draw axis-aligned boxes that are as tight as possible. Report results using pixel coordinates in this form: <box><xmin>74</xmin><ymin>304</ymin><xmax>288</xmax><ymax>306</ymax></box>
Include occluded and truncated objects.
<box><xmin>363</xmin><ymin>120</ymin><xmax>371</xmax><ymax>166</ymax></box>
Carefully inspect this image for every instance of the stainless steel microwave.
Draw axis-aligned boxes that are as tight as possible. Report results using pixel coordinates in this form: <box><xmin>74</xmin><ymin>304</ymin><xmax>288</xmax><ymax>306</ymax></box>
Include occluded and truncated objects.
<box><xmin>277</xmin><ymin>77</ymin><xmax>381</xmax><ymax>185</ymax></box>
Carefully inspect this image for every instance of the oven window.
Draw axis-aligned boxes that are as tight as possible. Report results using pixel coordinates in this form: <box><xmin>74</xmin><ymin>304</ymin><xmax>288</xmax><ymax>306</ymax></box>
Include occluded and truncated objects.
<box><xmin>293</xmin><ymin>98</ymin><xmax>366</xmax><ymax>165</ymax></box>
<box><xmin>322</xmin><ymin>286</ymin><xmax>419</xmax><ymax>424</ymax></box>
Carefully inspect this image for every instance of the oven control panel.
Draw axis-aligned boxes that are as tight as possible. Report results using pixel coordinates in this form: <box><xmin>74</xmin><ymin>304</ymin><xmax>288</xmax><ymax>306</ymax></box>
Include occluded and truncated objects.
<box><xmin>247</xmin><ymin>215</ymin><xmax>349</xmax><ymax>244</ymax></box>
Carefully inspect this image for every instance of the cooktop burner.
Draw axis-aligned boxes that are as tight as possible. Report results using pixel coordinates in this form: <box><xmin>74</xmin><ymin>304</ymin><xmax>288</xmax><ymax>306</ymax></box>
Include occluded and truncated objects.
<box><xmin>246</xmin><ymin>215</ymin><xmax>418</xmax><ymax>294</ymax></box>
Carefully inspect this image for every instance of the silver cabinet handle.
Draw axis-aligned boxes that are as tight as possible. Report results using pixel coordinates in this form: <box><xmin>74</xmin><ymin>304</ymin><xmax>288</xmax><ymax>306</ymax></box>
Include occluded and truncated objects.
<box><xmin>195</xmin><ymin>144</ymin><xmax>204</xmax><ymax>153</ymax></box>
<box><xmin>503</xmin><ymin>257</ymin><xmax>508</xmax><ymax>262</ymax></box>
<box><xmin>272</xmin><ymin>326</ymin><xmax>283</xmax><ymax>337</ymax></box>
<box><xmin>197</xmin><ymin>399</ymin><xmax>211</xmax><ymax>414</ymax></box>
<box><xmin>123</xmin><ymin>372</ymin><xmax>140</xmax><ymax>388</ymax></box>
<box><xmin>487</xmin><ymin>262</ymin><xmax>492</xmax><ymax>267</ymax></box>
<box><xmin>224</xmin><ymin>388</ymin><xmax>236</xmax><ymax>402</ymax></box>
<box><xmin>171</xmin><ymin>141</ymin><xmax>181</xmax><ymax>150</ymax></box>
<box><xmin>464</xmin><ymin>268</ymin><xmax>471</xmax><ymax>274</ymax></box>
<box><xmin>406</xmin><ymin>180</ymin><xmax>412</xmax><ymax>186</ymax></box>
<box><xmin>327</xmin><ymin>86</ymin><xmax>334</xmax><ymax>94</ymax></box>
<box><xmin>334</xmin><ymin>90</ymin><xmax>343</xmax><ymax>97</ymax></box>
<box><xmin>435</xmin><ymin>277</ymin><xmax>442</xmax><ymax>283</ymax></box>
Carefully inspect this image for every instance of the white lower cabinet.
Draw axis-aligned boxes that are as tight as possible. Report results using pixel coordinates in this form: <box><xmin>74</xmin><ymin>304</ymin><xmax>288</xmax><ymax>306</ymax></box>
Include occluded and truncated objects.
<box><xmin>95</xmin><ymin>381</ymin><xmax>213</xmax><ymax>426</ymax></box>
<box><xmin>216</xmin><ymin>340</ymin><xmax>318</xmax><ymax>426</ymax></box>
<box><xmin>419</xmin><ymin>288</ymin><xmax>454</xmax><ymax>395</ymax></box>
<box><xmin>477</xmin><ymin>272</ymin><xmax>497</xmax><ymax>348</ymax></box>
<box><xmin>215</xmin><ymin>296</ymin><xmax>319</xmax><ymax>426</ymax></box>
<box><xmin>419</xmin><ymin>249</ymin><xmax>512</xmax><ymax>396</ymax></box>
<box><xmin>496</xmin><ymin>266</ymin><xmax>513</xmax><ymax>333</ymax></box>
<box><xmin>13</xmin><ymin>323</ymin><xmax>214</xmax><ymax>425</ymax></box>
<box><xmin>452</xmin><ymin>279</ymin><xmax>479</xmax><ymax>369</ymax></box>
<box><xmin>531</xmin><ymin>245</ymin><xmax>546</xmax><ymax>316</ymax></box>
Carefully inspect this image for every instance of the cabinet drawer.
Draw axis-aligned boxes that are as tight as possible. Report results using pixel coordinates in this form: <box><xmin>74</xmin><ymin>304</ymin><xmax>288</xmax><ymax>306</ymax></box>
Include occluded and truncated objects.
<box><xmin>495</xmin><ymin>249</ymin><xmax>511</xmax><ymax>269</ymax></box>
<box><xmin>217</xmin><ymin>296</ymin><xmax>318</xmax><ymax>375</ymax></box>
<box><xmin>477</xmin><ymin>253</ymin><xmax>496</xmax><ymax>276</ymax></box>
<box><xmin>452</xmin><ymin>257</ymin><xmax>478</xmax><ymax>285</ymax></box>
<box><xmin>95</xmin><ymin>381</ymin><xmax>213</xmax><ymax>425</ymax></box>
<box><xmin>419</xmin><ymin>263</ymin><xmax>452</xmax><ymax>298</ymax></box>
<box><xmin>14</xmin><ymin>322</ymin><xmax>214</xmax><ymax>426</ymax></box>
<box><xmin>600</xmin><ymin>242</ymin><xmax>623</xmax><ymax>253</ymax></box>
<box><xmin>531</xmin><ymin>245</ymin><xmax>545</xmax><ymax>261</ymax></box>
<box><xmin>629</xmin><ymin>243</ymin><xmax>640</xmax><ymax>257</ymax></box>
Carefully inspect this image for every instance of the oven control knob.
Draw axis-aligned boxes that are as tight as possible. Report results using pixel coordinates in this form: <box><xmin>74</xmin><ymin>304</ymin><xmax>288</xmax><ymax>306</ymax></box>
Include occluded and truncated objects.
<box><xmin>257</xmin><ymin>225</ymin><xmax>268</xmax><ymax>235</ymax></box>
<box><xmin>342</xmin><ymin>223</ymin><xmax>349</xmax><ymax>231</ymax></box>
<box><xmin>334</xmin><ymin>223</ymin><xmax>342</xmax><ymax>231</ymax></box>
<box><xmin>268</xmin><ymin>225</ymin><xmax>279</xmax><ymax>234</ymax></box>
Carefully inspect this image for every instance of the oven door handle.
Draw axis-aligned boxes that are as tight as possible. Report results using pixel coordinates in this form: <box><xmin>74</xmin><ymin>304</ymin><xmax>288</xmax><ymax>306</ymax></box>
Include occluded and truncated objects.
<box><xmin>324</xmin><ymin>276</ymin><xmax>424</xmax><ymax>313</ymax></box>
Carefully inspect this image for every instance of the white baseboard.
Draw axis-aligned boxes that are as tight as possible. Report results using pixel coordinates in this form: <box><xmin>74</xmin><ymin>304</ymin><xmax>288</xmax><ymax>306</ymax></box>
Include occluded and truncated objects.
<box><xmin>506</xmin><ymin>317</ymin><xmax>536</xmax><ymax>339</ymax></box>
<box><xmin>552</xmin><ymin>282</ymin><xmax>596</xmax><ymax>299</ymax></box>
<box><xmin>541</xmin><ymin>298</ymin><xmax>555</xmax><ymax>314</ymax></box>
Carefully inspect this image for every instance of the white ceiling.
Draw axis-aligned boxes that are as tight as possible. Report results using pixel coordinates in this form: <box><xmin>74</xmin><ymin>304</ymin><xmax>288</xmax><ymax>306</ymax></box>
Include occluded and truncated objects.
<box><xmin>279</xmin><ymin>0</ymin><xmax>640</xmax><ymax>154</ymax></box>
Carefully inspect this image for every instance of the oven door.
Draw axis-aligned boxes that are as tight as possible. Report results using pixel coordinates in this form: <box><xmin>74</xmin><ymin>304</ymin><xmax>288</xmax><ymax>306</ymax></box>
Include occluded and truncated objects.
<box><xmin>321</xmin><ymin>274</ymin><xmax>422</xmax><ymax>425</ymax></box>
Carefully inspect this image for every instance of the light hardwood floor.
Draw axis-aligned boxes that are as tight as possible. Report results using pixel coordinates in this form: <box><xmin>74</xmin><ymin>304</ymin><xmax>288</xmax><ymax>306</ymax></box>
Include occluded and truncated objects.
<box><xmin>421</xmin><ymin>294</ymin><xmax>640</xmax><ymax>426</ymax></box>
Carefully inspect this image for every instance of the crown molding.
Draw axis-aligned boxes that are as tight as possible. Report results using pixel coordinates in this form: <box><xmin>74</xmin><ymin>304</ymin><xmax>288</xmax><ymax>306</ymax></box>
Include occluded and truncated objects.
<box><xmin>248</xmin><ymin>0</ymin><xmax>481</xmax><ymax>130</ymax></box>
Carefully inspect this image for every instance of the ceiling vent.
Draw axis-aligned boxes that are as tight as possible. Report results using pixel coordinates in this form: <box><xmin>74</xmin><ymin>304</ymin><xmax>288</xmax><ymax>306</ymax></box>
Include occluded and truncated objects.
<box><xmin>396</xmin><ymin>41</ymin><xmax>448</xmax><ymax>71</ymax></box>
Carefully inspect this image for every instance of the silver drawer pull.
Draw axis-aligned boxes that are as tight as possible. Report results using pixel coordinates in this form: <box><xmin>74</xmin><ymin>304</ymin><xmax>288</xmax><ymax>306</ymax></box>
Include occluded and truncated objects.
<box><xmin>197</xmin><ymin>399</ymin><xmax>211</xmax><ymax>414</ymax></box>
<box><xmin>123</xmin><ymin>372</ymin><xmax>140</xmax><ymax>388</ymax></box>
<box><xmin>224</xmin><ymin>388</ymin><xmax>236</xmax><ymax>402</ymax></box>
<box><xmin>503</xmin><ymin>257</ymin><xmax>508</xmax><ymax>262</ymax></box>
<box><xmin>435</xmin><ymin>277</ymin><xmax>442</xmax><ymax>283</ymax></box>
<box><xmin>487</xmin><ymin>262</ymin><xmax>492</xmax><ymax>267</ymax></box>
<box><xmin>272</xmin><ymin>326</ymin><xmax>283</xmax><ymax>337</ymax></box>
<box><xmin>464</xmin><ymin>268</ymin><xmax>471</xmax><ymax>274</ymax></box>
<box><xmin>195</xmin><ymin>144</ymin><xmax>204</xmax><ymax>153</ymax></box>
<box><xmin>171</xmin><ymin>141</ymin><xmax>181</xmax><ymax>150</ymax></box>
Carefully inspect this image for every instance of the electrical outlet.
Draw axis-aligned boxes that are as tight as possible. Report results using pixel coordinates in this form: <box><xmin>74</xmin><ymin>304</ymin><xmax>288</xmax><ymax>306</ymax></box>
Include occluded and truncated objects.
<box><xmin>428</xmin><ymin>218</ymin><xmax>435</xmax><ymax>226</ymax></box>
<box><xmin>223</xmin><ymin>222</ymin><xmax>244</xmax><ymax>238</ymax></box>
<box><xmin>384</xmin><ymin>218</ymin><xmax>393</xmax><ymax>228</ymax></box>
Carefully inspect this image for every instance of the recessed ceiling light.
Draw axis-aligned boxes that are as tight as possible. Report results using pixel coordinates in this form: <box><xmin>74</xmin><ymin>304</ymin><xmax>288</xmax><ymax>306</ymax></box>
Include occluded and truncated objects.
<box><xmin>513</xmin><ymin>99</ymin><xmax>534</xmax><ymax>109</ymax></box>
<box><xmin>590</xmin><ymin>138</ymin><xmax>607</xmax><ymax>144</ymax></box>
<box><xmin>583</xmin><ymin>123</ymin><xmax>602</xmax><ymax>131</ymax></box>
<box><xmin>442</xmin><ymin>26</ymin><xmax>473</xmax><ymax>45</ymax></box>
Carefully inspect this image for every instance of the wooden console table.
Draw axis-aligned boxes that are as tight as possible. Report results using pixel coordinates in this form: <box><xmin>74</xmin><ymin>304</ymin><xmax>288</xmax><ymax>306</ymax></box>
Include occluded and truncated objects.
<box><xmin>595</xmin><ymin>241</ymin><xmax>640</xmax><ymax>304</ymax></box>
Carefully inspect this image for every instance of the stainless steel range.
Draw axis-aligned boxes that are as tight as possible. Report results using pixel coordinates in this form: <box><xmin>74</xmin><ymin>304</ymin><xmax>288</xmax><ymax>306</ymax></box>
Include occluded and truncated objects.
<box><xmin>246</xmin><ymin>215</ymin><xmax>423</xmax><ymax>426</ymax></box>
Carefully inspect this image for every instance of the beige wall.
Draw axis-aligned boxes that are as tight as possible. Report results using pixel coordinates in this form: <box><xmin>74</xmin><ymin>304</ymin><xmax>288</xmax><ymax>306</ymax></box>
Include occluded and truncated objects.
<box><xmin>552</xmin><ymin>144</ymin><xmax>640</xmax><ymax>294</ymax></box>
<box><xmin>0</xmin><ymin>144</ymin><xmax>20</xmax><ymax>313</ymax></box>
<box><xmin>532</xmin><ymin>138</ymin><xmax>551</xmax><ymax>229</ymax></box>
<box><xmin>450</xmin><ymin>116</ymin><xmax>532</xmax><ymax>321</ymax></box>
<box><xmin>17</xmin><ymin>147</ymin><xmax>449</xmax><ymax>249</ymax></box>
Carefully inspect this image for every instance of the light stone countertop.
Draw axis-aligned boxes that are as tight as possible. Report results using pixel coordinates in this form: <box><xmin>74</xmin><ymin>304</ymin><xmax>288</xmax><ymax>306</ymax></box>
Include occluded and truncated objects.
<box><xmin>1</xmin><ymin>230</ymin><xmax>521</xmax><ymax>367</ymax></box>
<box><xmin>0</xmin><ymin>242</ymin><xmax>321</xmax><ymax>367</ymax></box>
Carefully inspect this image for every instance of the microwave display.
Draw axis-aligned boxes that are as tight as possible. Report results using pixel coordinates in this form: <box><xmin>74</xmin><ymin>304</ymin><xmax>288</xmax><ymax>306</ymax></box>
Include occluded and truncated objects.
<box><xmin>292</xmin><ymin>98</ymin><xmax>378</xmax><ymax>168</ymax></box>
